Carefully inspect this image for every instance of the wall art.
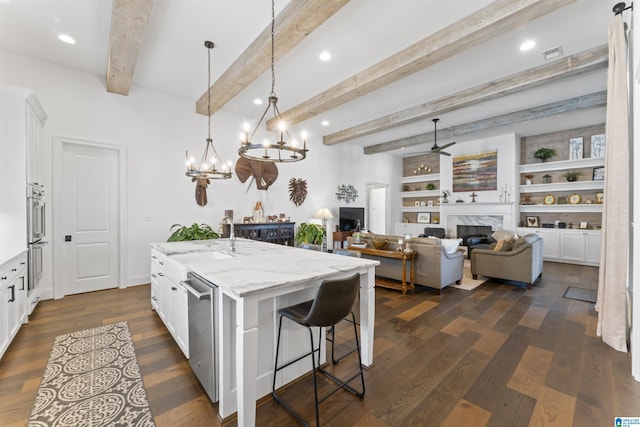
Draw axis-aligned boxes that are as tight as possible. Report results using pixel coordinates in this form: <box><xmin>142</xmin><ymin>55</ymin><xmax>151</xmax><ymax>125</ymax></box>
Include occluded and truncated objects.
<box><xmin>452</xmin><ymin>150</ymin><xmax>497</xmax><ymax>192</ymax></box>
<box><xmin>335</xmin><ymin>184</ymin><xmax>358</xmax><ymax>203</ymax></box>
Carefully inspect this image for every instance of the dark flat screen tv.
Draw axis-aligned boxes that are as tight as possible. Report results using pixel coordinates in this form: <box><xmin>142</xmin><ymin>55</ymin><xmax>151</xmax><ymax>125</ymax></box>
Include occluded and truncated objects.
<box><xmin>339</xmin><ymin>207</ymin><xmax>365</xmax><ymax>232</ymax></box>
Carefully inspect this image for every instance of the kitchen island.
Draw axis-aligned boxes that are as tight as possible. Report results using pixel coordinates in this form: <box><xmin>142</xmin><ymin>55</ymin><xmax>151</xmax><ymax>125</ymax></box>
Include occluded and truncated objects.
<box><xmin>150</xmin><ymin>238</ymin><xmax>378</xmax><ymax>427</ymax></box>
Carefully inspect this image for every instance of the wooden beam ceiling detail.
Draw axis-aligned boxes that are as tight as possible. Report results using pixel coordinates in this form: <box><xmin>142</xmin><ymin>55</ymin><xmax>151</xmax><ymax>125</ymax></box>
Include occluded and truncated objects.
<box><xmin>267</xmin><ymin>0</ymin><xmax>577</xmax><ymax>131</ymax></box>
<box><xmin>324</xmin><ymin>44</ymin><xmax>608</xmax><ymax>145</ymax></box>
<box><xmin>363</xmin><ymin>91</ymin><xmax>607</xmax><ymax>154</ymax></box>
<box><xmin>195</xmin><ymin>0</ymin><xmax>350</xmax><ymax>116</ymax></box>
<box><xmin>106</xmin><ymin>0</ymin><xmax>154</xmax><ymax>96</ymax></box>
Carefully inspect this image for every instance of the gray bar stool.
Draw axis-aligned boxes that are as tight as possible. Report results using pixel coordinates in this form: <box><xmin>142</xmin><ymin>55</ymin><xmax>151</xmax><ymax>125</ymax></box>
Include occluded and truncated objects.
<box><xmin>272</xmin><ymin>273</ymin><xmax>365</xmax><ymax>426</ymax></box>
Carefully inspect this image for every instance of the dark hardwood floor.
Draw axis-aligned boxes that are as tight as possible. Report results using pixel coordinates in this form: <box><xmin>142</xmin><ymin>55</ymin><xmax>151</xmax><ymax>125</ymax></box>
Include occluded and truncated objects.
<box><xmin>1</xmin><ymin>261</ymin><xmax>639</xmax><ymax>426</ymax></box>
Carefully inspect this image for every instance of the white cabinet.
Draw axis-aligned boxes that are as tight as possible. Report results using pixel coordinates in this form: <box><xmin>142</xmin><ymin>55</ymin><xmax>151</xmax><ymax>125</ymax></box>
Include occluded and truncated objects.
<box><xmin>0</xmin><ymin>252</ymin><xmax>28</xmax><ymax>360</ymax></box>
<box><xmin>517</xmin><ymin>228</ymin><xmax>601</xmax><ymax>266</ymax></box>
<box><xmin>560</xmin><ymin>230</ymin><xmax>601</xmax><ymax>265</ymax></box>
<box><xmin>150</xmin><ymin>249</ymin><xmax>189</xmax><ymax>358</ymax></box>
<box><xmin>518</xmin><ymin>228</ymin><xmax>560</xmax><ymax>259</ymax></box>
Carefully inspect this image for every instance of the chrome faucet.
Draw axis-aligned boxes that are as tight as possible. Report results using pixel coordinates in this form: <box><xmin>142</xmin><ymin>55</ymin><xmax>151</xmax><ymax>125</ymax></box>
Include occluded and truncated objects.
<box><xmin>220</xmin><ymin>216</ymin><xmax>236</xmax><ymax>253</ymax></box>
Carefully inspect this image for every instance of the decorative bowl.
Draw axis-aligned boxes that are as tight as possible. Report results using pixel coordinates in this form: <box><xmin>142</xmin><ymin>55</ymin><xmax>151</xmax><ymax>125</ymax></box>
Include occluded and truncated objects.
<box><xmin>371</xmin><ymin>240</ymin><xmax>387</xmax><ymax>250</ymax></box>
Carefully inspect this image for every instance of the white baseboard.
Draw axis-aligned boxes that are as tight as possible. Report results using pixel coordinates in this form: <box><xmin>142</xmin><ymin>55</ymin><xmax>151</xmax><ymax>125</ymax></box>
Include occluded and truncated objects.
<box><xmin>126</xmin><ymin>275</ymin><xmax>150</xmax><ymax>287</ymax></box>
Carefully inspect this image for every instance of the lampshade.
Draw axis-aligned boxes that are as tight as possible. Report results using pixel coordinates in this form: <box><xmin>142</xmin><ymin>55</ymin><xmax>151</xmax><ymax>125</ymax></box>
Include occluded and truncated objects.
<box><xmin>315</xmin><ymin>208</ymin><xmax>334</xmax><ymax>220</ymax></box>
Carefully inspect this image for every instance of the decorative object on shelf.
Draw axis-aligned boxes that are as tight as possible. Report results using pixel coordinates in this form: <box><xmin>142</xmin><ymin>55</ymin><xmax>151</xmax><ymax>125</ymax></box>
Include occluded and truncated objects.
<box><xmin>568</xmin><ymin>193</ymin><xmax>582</xmax><ymax>204</ymax></box>
<box><xmin>237</xmin><ymin>0</ymin><xmax>307</xmax><ymax>163</ymax></box>
<box><xmin>417</xmin><ymin>212</ymin><xmax>431</xmax><ymax>224</ymax></box>
<box><xmin>315</xmin><ymin>208</ymin><xmax>333</xmax><ymax>252</ymax></box>
<box><xmin>335</xmin><ymin>184</ymin><xmax>358</xmax><ymax>203</ymax></box>
<box><xmin>420</xmin><ymin>201</ymin><xmax>426</xmax><ymax>207</ymax></box>
<box><xmin>470</xmin><ymin>192</ymin><xmax>478</xmax><ymax>203</ymax></box>
<box><xmin>558</xmin><ymin>222</ymin><xmax>567</xmax><ymax>228</ymax></box>
<box><xmin>371</xmin><ymin>239</ymin><xmax>386</xmax><ymax>249</ymax></box>
<box><xmin>441</xmin><ymin>189</ymin><xmax>450</xmax><ymax>203</ymax></box>
<box><xmin>253</xmin><ymin>201</ymin><xmax>264</xmax><ymax>222</ymax></box>
<box><xmin>596</xmin><ymin>191</ymin><xmax>604</xmax><ymax>203</ymax></box>
<box><xmin>455</xmin><ymin>197</ymin><xmax>464</xmax><ymax>203</ymax></box>
<box><xmin>544</xmin><ymin>194</ymin><xmax>556</xmax><ymax>205</ymax></box>
<box><xmin>414</xmin><ymin>201</ymin><xmax>420</xmax><ymax>207</ymax></box>
<box><xmin>593</xmin><ymin>166</ymin><xmax>605</xmax><ymax>181</ymax></box>
<box><xmin>452</xmin><ymin>150</ymin><xmax>497</xmax><ymax>192</ymax></box>
<box><xmin>524</xmin><ymin>174</ymin><xmax>533</xmax><ymax>185</ymax></box>
<box><xmin>579</xmin><ymin>221</ymin><xmax>588</xmax><ymax>229</ymax></box>
<box><xmin>543</xmin><ymin>174</ymin><xmax>552</xmax><ymax>184</ymax></box>
<box><xmin>499</xmin><ymin>184</ymin><xmax>511</xmax><ymax>202</ymax></box>
<box><xmin>426</xmin><ymin>182</ymin><xmax>436</xmax><ymax>190</ymax></box>
<box><xmin>563</xmin><ymin>171</ymin><xmax>582</xmax><ymax>182</ymax></box>
<box><xmin>569</xmin><ymin>137</ymin><xmax>584</xmax><ymax>160</ymax></box>
<box><xmin>526</xmin><ymin>216</ymin><xmax>539</xmax><ymax>227</ymax></box>
<box><xmin>534</xmin><ymin>147</ymin><xmax>555</xmax><ymax>162</ymax></box>
<box><xmin>522</xmin><ymin>194</ymin><xmax>534</xmax><ymax>204</ymax></box>
<box><xmin>557</xmin><ymin>196</ymin><xmax>568</xmax><ymax>204</ymax></box>
<box><xmin>404</xmin><ymin>235</ymin><xmax>413</xmax><ymax>253</ymax></box>
<box><xmin>185</xmin><ymin>41</ymin><xmax>232</xmax><ymax>183</ymax></box>
<box><xmin>352</xmin><ymin>220</ymin><xmax>363</xmax><ymax>244</ymax></box>
<box><xmin>590</xmin><ymin>134</ymin><xmax>605</xmax><ymax>158</ymax></box>
<box><xmin>167</xmin><ymin>223</ymin><xmax>220</xmax><ymax>242</ymax></box>
<box><xmin>427</xmin><ymin>200</ymin><xmax>434</xmax><ymax>207</ymax></box>
<box><xmin>288</xmin><ymin>177</ymin><xmax>307</xmax><ymax>206</ymax></box>
<box><xmin>432</xmin><ymin>216</ymin><xmax>440</xmax><ymax>224</ymax></box>
<box><xmin>585</xmin><ymin>199</ymin><xmax>593</xmax><ymax>204</ymax></box>
<box><xmin>402</xmin><ymin>184</ymin><xmax>409</xmax><ymax>191</ymax></box>
<box><xmin>413</xmin><ymin>164</ymin><xmax>432</xmax><ymax>174</ymax></box>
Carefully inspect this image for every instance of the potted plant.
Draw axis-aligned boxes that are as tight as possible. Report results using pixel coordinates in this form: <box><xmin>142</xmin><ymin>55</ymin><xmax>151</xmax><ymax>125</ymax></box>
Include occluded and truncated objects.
<box><xmin>563</xmin><ymin>171</ymin><xmax>582</xmax><ymax>182</ymax></box>
<box><xmin>534</xmin><ymin>148</ymin><xmax>555</xmax><ymax>162</ymax></box>
<box><xmin>167</xmin><ymin>223</ymin><xmax>220</xmax><ymax>242</ymax></box>
<box><xmin>294</xmin><ymin>223</ymin><xmax>325</xmax><ymax>246</ymax></box>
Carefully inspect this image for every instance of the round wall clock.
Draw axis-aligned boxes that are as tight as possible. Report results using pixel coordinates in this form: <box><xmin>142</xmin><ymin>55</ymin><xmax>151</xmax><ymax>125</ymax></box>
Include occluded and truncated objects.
<box><xmin>543</xmin><ymin>194</ymin><xmax>556</xmax><ymax>205</ymax></box>
<box><xmin>568</xmin><ymin>193</ymin><xmax>582</xmax><ymax>204</ymax></box>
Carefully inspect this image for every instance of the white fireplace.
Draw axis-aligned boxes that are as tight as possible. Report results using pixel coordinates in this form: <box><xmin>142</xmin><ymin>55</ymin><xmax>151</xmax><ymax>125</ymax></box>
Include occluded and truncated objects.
<box><xmin>440</xmin><ymin>202</ymin><xmax>516</xmax><ymax>237</ymax></box>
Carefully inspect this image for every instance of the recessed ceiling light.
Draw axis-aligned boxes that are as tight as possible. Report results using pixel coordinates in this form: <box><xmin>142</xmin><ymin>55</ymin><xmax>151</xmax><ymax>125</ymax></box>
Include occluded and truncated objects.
<box><xmin>519</xmin><ymin>40</ymin><xmax>535</xmax><ymax>51</ymax></box>
<box><xmin>319</xmin><ymin>51</ymin><xmax>331</xmax><ymax>61</ymax></box>
<box><xmin>253</xmin><ymin>98</ymin><xmax>263</xmax><ymax>105</ymax></box>
<box><xmin>321</xmin><ymin>120</ymin><xmax>329</xmax><ymax>127</ymax></box>
<box><xmin>58</xmin><ymin>34</ymin><xmax>76</xmax><ymax>45</ymax></box>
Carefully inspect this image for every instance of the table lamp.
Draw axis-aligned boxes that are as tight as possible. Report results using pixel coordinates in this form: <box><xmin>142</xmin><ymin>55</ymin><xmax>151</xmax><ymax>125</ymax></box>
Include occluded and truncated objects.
<box><xmin>315</xmin><ymin>208</ymin><xmax>334</xmax><ymax>252</ymax></box>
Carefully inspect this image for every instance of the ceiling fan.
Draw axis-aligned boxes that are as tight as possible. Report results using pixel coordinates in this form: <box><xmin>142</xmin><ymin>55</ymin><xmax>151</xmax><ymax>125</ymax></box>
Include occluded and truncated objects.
<box><xmin>430</xmin><ymin>118</ymin><xmax>456</xmax><ymax>156</ymax></box>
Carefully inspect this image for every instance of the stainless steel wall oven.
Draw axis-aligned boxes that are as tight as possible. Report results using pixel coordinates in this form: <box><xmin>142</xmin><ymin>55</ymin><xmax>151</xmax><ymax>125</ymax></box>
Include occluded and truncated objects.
<box><xmin>27</xmin><ymin>183</ymin><xmax>46</xmax><ymax>312</ymax></box>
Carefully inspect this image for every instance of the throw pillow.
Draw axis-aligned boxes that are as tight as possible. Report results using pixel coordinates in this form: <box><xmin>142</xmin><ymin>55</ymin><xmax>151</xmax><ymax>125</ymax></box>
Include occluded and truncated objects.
<box><xmin>441</xmin><ymin>238</ymin><xmax>462</xmax><ymax>253</ymax></box>
<box><xmin>500</xmin><ymin>238</ymin><xmax>514</xmax><ymax>252</ymax></box>
<box><xmin>491</xmin><ymin>229</ymin><xmax>517</xmax><ymax>241</ymax></box>
<box><xmin>494</xmin><ymin>239</ymin><xmax>505</xmax><ymax>251</ymax></box>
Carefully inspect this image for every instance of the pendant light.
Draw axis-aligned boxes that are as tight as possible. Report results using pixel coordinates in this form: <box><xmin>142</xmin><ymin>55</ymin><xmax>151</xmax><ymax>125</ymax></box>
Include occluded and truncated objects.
<box><xmin>237</xmin><ymin>0</ymin><xmax>308</xmax><ymax>163</ymax></box>
<box><xmin>185</xmin><ymin>41</ymin><xmax>232</xmax><ymax>180</ymax></box>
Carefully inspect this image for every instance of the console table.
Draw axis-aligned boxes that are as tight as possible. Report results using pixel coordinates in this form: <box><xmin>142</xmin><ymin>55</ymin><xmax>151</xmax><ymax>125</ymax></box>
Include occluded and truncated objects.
<box><xmin>223</xmin><ymin>222</ymin><xmax>295</xmax><ymax>246</ymax></box>
<box><xmin>348</xmin><ymin>246</ymin><xmax>416</xmax><ymax>294</ymax></box>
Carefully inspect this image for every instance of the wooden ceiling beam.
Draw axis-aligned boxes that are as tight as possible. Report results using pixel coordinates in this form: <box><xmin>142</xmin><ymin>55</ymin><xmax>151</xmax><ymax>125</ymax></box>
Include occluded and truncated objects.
<box><xmin>267</xmin><ymin>0</ymin><xmax>577</xmax><ymax>131</ymax></box>
<box><xmin>195</xmin><ymin>0</ymin><xmax>350</xmax><ymax>116</ymax></box>
<box><xmin>106</xmin><ymin>0</ymin><xmax>154</xmax><ymax>96</ymax></box>
<box><xmin>363</xmin><ymin>91</ymin><xmax>607</xmax><ymax>154</ymax></box>
<box><xmin>324</xmin><ymin>44</ymin><xmax>608</xmax><ymax>145</ymax></box>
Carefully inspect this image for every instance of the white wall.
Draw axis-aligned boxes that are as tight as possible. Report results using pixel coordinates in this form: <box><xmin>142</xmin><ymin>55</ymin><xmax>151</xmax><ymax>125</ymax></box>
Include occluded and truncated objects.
<box><xmin>0</xmin><ymin>49</ymin><xmax>401</xmax><ymax>296</ymax></box>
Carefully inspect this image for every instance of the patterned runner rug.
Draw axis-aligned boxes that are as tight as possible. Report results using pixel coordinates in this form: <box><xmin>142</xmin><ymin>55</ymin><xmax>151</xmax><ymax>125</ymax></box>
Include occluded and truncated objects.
<box><xmin>28</xmin><ymin>321</ymin><xmax>155</xmax><ymax>427</ymax></box>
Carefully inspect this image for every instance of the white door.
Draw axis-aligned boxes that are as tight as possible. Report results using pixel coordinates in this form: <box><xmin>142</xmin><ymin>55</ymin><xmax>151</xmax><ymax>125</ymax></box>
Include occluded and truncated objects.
<box><xmin>369</xmin><ymin>186</ymin><xmax>387</xmax><ymax>234</ymax></box>
<box><xmin>62</xmin><ymin>144</ymin><xmax>119</xmax><ymax>295</ymax></box>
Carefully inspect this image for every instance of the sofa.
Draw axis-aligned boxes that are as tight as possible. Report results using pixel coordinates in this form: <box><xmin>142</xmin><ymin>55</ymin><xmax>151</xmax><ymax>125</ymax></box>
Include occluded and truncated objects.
<box><xmin>470</xmin><ymin>233</ymin><xmax>543</xmax><ymax>289</ymax></box>
<box><xmin>350</xmin><ymin>233</ymin><xmax>464</xmax><ymax>294</ymax></box>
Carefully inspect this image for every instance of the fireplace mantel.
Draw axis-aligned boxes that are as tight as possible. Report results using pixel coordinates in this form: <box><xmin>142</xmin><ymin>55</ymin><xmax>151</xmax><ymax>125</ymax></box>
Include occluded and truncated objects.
<box><xmin>440</xmin><ymin>202</ymin><xmax>517</xmax><ymax>236</ymax></box>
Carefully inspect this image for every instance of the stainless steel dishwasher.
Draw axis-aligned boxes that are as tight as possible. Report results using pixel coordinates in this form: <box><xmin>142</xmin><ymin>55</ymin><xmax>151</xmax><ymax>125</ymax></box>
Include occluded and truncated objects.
<box><xmin>181</xmin><ymin>271</ymin><xmax>218</xmax><ymax>403</ymax></box>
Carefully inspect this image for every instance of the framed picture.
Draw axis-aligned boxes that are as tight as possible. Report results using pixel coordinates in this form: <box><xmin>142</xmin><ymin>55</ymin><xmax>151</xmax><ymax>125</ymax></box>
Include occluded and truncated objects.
<box><xmin>417</xmin><ymin>212</ymin><xmax>431</xmax><ymax>224</ymax></box>
<box><xmin>579</xmin><ymin>221</ymin><xmax>588</xmax><ymax>229</ymax></box>
<box><xmin>452</xmin><ymin>150</ymin><xmax>497</xmax><ymax>192</ymax></box>
<box><xmin>414</xmin><ymin>201</ymin><xmax>420</xmax><ymax>207</ymax></box>
<box><xmin>569</xmin><ymin>137</ymin><xmax>583</xmax><ymax>160</ymax></box>
<box><xmin>526</xmin><ymin>216</ymin><xmax>539</xmax><ymax>227</ymax></box>
<box><xmin>591</xmin><ymin>134</ymin><xmax>605</xmax><ymax>158</ymax></box>
<box><xmin>557</xmin><ymin>196</ymin><xmax>568</xmax><ymax>204</ymax></box>
<box><xmin>596</xmin><ymin>191</ymin><xmax>604</xmax><ymax>204</ymax></box>
<box><xmin>592</xmin><ymin>166</ymin><xmax>605</xmax><ymax>181</ymax></box>
<box><xmin>420</xmin><ymin>201</ymin><xmax>426</xmax><ymax>207</ymax></box>
<box><xmin>427</xmin><ymin>200</ymin><xmax>434</xmax><ymax>207</ymax></box>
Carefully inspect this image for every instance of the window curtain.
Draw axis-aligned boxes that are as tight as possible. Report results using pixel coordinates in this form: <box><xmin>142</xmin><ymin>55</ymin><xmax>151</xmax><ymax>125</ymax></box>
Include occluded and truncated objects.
<box><xmin>596</xmin><ymin>16</ymin><xmax>630</xmax><ymax>352</ymax></box>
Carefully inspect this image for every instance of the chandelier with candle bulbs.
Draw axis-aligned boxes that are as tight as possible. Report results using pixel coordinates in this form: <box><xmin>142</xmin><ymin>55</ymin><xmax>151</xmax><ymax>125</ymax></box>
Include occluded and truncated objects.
<box><xmin>185</xmin><ymin>41</ymin><xmax>232</xmax><ymax>180</ymax></box>
<box><xmin>238</xmin><ymin>0</ymin><xmax>308</xmax><ymax>163</ymax></box>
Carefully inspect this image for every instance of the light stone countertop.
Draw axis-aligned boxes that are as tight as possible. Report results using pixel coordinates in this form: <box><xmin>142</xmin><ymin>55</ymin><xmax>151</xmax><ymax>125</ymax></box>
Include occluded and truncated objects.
<box><xmin>0</xmin><ymin>247</ymin><xmax>28</xmax><ymax>266</ymax></box>
<box><xmin>151</xmin><ymin>238</ymin><xmax>378</xmax><ymax>298</ymax></box>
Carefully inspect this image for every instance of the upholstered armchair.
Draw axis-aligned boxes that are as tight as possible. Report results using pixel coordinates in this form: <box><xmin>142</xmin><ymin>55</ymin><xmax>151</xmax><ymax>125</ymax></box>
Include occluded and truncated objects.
<box><xmin>470</xmin><ymin>234</ymin><xmax>543</xmax><ymax>289</ymax></box>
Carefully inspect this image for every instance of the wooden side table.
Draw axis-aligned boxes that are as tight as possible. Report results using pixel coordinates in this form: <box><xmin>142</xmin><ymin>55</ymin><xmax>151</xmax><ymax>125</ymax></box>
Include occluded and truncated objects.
<box><xmin>348</xmin><ymin>246</ymin><xmax>416</xmax><ymax>294</ymax></box>
<box><xmin>333</xmin><ymin>231</ymin><xmax>353</xmax><ymax>249</ymax></box>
